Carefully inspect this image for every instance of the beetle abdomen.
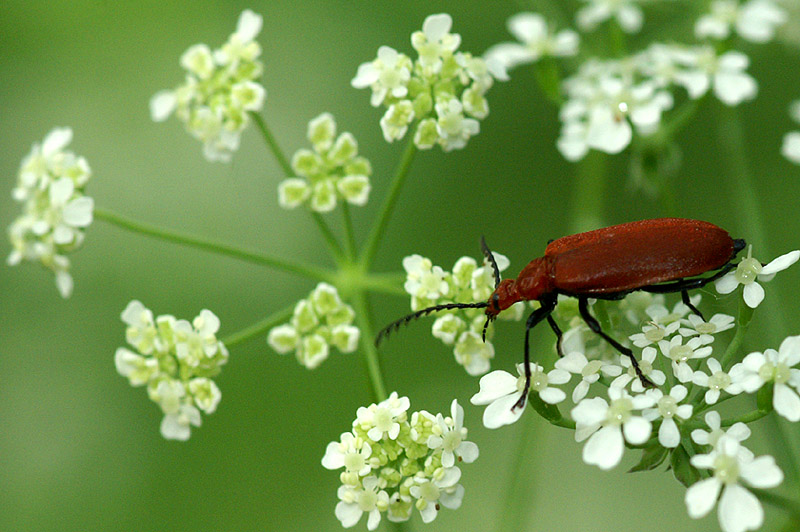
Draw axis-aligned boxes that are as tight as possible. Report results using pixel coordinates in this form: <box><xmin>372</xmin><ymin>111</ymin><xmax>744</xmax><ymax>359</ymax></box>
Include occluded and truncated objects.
<box><xmin>548</xmin><ymin>218</ymin><xmax>735</xmax><ymax>295</ymax></box>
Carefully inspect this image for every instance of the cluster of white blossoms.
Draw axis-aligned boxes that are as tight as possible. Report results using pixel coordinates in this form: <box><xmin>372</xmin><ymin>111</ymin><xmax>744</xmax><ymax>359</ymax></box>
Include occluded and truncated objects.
<box><xmin>114</xmin><ymin>301</ymin><xmax>228</xmax><ymax>441</ymax></box>
<box><xmin>781</xmin><ymin>99</ymin><xmax>800</xmax><ymax>165</ymax></box>
<box><xmin>352</xmin><ymin>13</ymin><xmax>501</xmax><ymax>151</ymax></box>
<box><xmin>557</xmin><ymin>42</ymin><xmax>759</xmax><ymax>161</ymax></box>
<box><xmin>465</xmin><ymin>247</ymin><xmax>799</xmax><ymax>532</ymax></box>
<box><xmin>322</xmin><ymin>394</ymin><xmax>478</xmax><ymax>529</ymax></box>
<box><xmin>402</xmin><ymin>251</ymin><xmax>524</xmax><ymax>376</ymax></box>
<box><xmin>484</xmin><ymin>12</ymin><xmax>579</xmax><ymax>78</ymax></box>
<box><xmin>278</xmin><ymin>113</ymin><xmax>372</xmax><ymax>212</ymax></box>
<box><xmin>267</xmin><ymin>283</ymin><xmax>360</xmax><ymax>369</ymax></box>
<box><xmin>695</xmin><ymin>0</ymin><xmax>787</xmax><ymax>43</ymax></box>
<box><xmin>576</xmin><ymin>0</ymin><xmax>646</xmax><ymax>34</ymax></box>
<box><xmin>150</xmin><ymin>10</ymin><xmax>266</xmax><ymax>162</ymax></box>
<box><xmin>7</xmin><ymin>127</ymin><xmax>94</xmax><ymax>298</ymax></box>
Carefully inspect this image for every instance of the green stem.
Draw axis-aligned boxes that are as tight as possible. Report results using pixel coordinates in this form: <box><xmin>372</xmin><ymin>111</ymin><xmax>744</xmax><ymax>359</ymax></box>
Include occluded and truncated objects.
<box><xmin>310</xmin><ymin>212</ymin><xmax>345</xmax><ymax>263</ymax></box>
<box><xmin>341</xmin><ymin>202</ymin><xmax>357</xmax><ymax>261</ymax></box>
<box><xmin>94</xmin><ymin>207</ymin><xmax>332</xmax><ymax>282</ymax></box>
<box><xmin>356</xmin><ymin>272</ymin><xmax>407</xmax><ymax>297</ymax></box>
<box><xmin>750</xmin><ymin>489</ymin><xmax>800</xmax><ymax>520</ymax></box>
<box><xmin>352</xmin><ymin>291</ymin><xmax>388</xmax><ymax>403</ymax></box>
<box><xmin>720</xmin><ymin>298</ymin><xmax>754</xmax><ymax>369</ymax></box>
<box><xmin>570</xmin><ymin>151</ymin><xmax>606</xmax><ymax>233</ymax></box>
<box><xmin>250</xmin><ymin>111</ymin><xmax>294</xmax><ymax>177</ymax></box>
<box><xmin>221</xmin><ymin>306</ymin><xmax>294</xmax><ymax>347</ymax></box>
<box><xmin>496</xmin><ymin>414</ymin><xmax>540</xmax><ymax>532</ymax></box>
<box><xmin>720</xmin><ymin>408</ymin><xmax>771</xmax><ymax>427</ymax></box>
<box><xmin>360</xmin><ymin>139</ymin><xmax>417</xmax><ymax>269</ymax></box>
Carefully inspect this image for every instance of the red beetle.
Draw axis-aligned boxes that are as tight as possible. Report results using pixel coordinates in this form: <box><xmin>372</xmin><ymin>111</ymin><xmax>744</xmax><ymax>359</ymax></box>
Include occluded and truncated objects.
<box><xmin>377</xmin><ymin>218</ymin><xmax>745</xmax><ymax>410</ymax></box>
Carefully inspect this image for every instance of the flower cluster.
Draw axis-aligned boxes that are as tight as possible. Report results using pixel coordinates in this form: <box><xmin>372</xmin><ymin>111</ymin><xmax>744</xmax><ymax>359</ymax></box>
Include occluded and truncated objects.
<box><xmin>114</xmin><ymin>301</ymin><xmax>228</xmax><ymax>440</ymax></box>
<box><xmin>322</xmin><ymin>394</ymin><xmax>478</xmax><ymax>529</ymax></box>
<box><xmin>465</xmin><ymin>246</ymin><xmax>799</xmax><ymax>532</ymax></box>
<box><xmin>557</xmin><ymin>42</ymin><xmax>758</xmax><ymax>161</ymax></box>
<box><xmin>267</xmin><ymin>283</ymin><xmax>360</xmax><ymax>369</ymax></box>
<box><xmin>576</xmin><ymin>0</ymin><xmax>645</xmax><ymax>34</ymax></box>
<box><xmin>695</xmin><ymin>0</ymin><xmax>787</xmax><ymax>43</ymax></box>
<box><xmin>782</xmin><ymin>99</ymin><xmax>800</xmax><ymax>165</ymax></box>
<box><xmin>7</xmin><ymin>127</ymin><xmax>94</xmax><ymax>298</ymax></box>
<box><xmin>402</xmin><ymin>251</ymin><xmax>524</xmax><ymax>376</ymax></box>
<box><xmin>352</xmin><ymin>13</ymin><xmax>500</xmax><ymax>151</ymax></box>
<box><xmin>278</xmin><ymin>113</ymin><xmax>372</xmax><ymax>212</ymax></box>
<box><xmin>484</xmin><ymin>12</ymin><xmax>579</xmax><ymax>77</ymax></box>
<box><xmin>150</xmin><ymin>10</ymin><xmax>266</xmax><ymax>162</ymax></box>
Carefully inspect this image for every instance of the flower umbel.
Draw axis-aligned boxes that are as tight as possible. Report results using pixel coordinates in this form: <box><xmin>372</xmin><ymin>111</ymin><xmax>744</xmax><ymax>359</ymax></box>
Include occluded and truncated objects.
<box><xmin>115</xmin><ymin>301</ymin><xmax>228</xmax><ymax>440</ymax></box>
<box><xmin>8</xmin><ymin>127</ymin><xmax>94</xmax><ymax>298</ymax></box>
<box><xmin>150</xmin><ymin>10</ymin><xmax>266</xmax><ymax>162</ymax></box>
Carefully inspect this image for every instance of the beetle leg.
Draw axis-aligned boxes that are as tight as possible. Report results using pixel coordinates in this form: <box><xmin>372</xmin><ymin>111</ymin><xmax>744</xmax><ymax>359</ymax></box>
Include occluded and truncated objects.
<box><xmin>681</xmin><ymin>289</ymin><xmax>705</xmax><ymax>320</ymax></box>
<box><xmin>640</xmin><ymin>262</ymin><xmax>736</xmax><ymax>295</ymax></box>
<box><xmin>578</xmin><ymin>298</ymin><xmax>656</xmax><ymax>389</ymax></box>
<box><xmin>546</xmin><ymin>314</ymin><xmax>564</xmax><ymax>357</ymax></box>
<box><xmin>513</xmin><ymin>298</ymin><xmax>557</xmax><ymax>411</ymax></box>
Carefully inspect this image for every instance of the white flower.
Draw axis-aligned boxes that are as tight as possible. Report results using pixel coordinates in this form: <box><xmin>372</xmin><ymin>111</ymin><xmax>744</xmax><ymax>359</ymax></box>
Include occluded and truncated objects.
<box><xmin>435</xmin><ymin>98</ymin><xmax>480</xmax><ymax>152</ymax></box>
<box><xmin>729</xmin><ymin>335</ymin><xmax>800</xmax><ymax>421</ymax></box>
<box><xmin>658</xmin><ymin>335</ymin><xmax>713</xmax><ymax>383</ymax></box>
<box><xmin>471</xmin><ymin>363</ymin><xmax>569</xmax><ymax>429</ymax></box>
<box><xmin>691</xmin><ymin>411</ymin><xmax>751</xmax><ymax>448</ymax></box>
<box><xmin>630</xmin><ymin>320</ymin><xmax>680</xmax><ymax>347</ymax></box>
<box><xmin>484</xmin><ymin>12</ymin><xmax>579</xmax><ymax>74</ymax></box>
<box><xmin>642</xmin><ymin>385</ymin><xmax>693</xmax><ymax>448</ymax></box>
<box><xmin>409</xmin><ymin>467</ymin><xmax>463</xmax><ymax>523</ymax></box>
<box><xmin>576</xmin><ymin>0</ymin><xmax>644</xmax><ymax>33</ymax></box>
<box><xmin>426</xmin><ymin>400</ymin><xmax>479</xmax><ymax>467</ymax></box>
<box><xmin>696</xmin><ymin>0</ymin><xmax>787</xmax><ymax>43</ymax></box>
<box><xmin>692</xmin><ymin>358</ymin><xmax>743</xmax><ymax>404</ymax></box>
<box><xmin>716</xmin><ymin>246</ymin><xmax>800</xmax><ymax>308</ymax></box>
<box><xmin>555</xmin><ymin>351</ymin><xmax>622</xmax><ymax>402</ymax></box>
<box><xmin>571</xmin><ymin>387</ymin><xmax>655</xmax><ymax>470</ymax></box>
<box><xmin>611</xmin><ymin>346</ymin><xmax>667</xmax><ymax>393</ymax></box>
<box><xmin>356</xmin><ymin>392</ymin><xmax>411</xmax><ymax>441</ymax></box>
<box><xmin>114</xmin><ymin>347</ymin><xmax>159</xmax><ymax>386</ymax></box>
<box><xmin>453</xmin><ymin>331</ymin><xmax>495</xmax><ymax>376</ymax></box>
<box><xmin>685</xmin><ymin>436</ymin><xmax>783</xmax><ymax>532</ymax></box>
<box><xmin>188</xmin><ymin>377</ymin><xmax>221</xmax><ymax>414</ymax></box>
<box><xmin>411</xmin><ymin>14</ymin><xmax>461</xmax><ymax>75</ymax></box>
<box><xmin>403</xmin><ymin>255</ymin><xmax>449</xmax><ymax>300</ymax></box>
<box><xmin>335</xmin><ymin>476</ymin><xmax>389</xmax><ymax>530</ymax></box>
<box><xmin>782</xmin><ymin>131</ymin><xmax>800</xmax><ymax>164</ymax></box>
<box><xmin>351</xmin><ymin>46</ymin><xmax>411</xmax><ymax>107</ymax></box>
<box><xmin>679</xmin><ymin>313</ymin><xmax>735</xmax><ymax>338</ymax></box>
<box><xmin>322</xmin><ymin>432</ymin><xmax>373</xmax><ymax>477</ymax></box>
<box><xmin>121</xmin><ymin>299</ymin><xmax>157</xmax><ymax>354</ymax></box>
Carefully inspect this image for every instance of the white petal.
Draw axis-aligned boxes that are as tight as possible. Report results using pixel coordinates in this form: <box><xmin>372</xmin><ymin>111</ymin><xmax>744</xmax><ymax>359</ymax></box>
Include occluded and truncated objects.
<box><xmin>539</xmin><ymin>387</ymin><xmax>566</xmax><ymax>404</ymax></box>
<box><xmin>470</xmin><ymin>370</ymin><xmax>517</xmax><ymax>404</ymax></box>
<box><xmin>482</xmin><ymin>393</ymin><xmax>526</xmax><ymax>429</ymax></box>
<box><xmin>50</xmin><ymin>177</ymin><xmax>74</xmax><ymax>204</ymax></box>
<box><xmin>685</xmin><ymin>477</ymin><xmax>721</xmax><ymax>518</ymax></box>
<box><xmin>366</xmin><ymin>508</ymin><xmax>381</xmax><ymax>531</ymax></box>
<box><xmin>727</xmin><ymin>422</ymin><xmax>751</xmax><ymax>442</ymax></box>
<box><xmin>740</xmin><ymin>455</ymin><xmax>784</xmax><ymax>488</ymax></box>
<box><xmin>622</xmin><ymin>416</ymin><xmax>651</xmax><ymax>445</ymax></box>
<box><xmin>779</xmin><ymin>335</ymin><xmax>800</xmax><ymax>366</ymax></box>
<box><xmin>439</xmin><ymin>483</ymin><xmax>464</xmax><ymax>510</ymax></box>
<box><xmin>547</xmin><ymin>368</ymin><xmax>571</xmax><ymax>385</ymax></box>
<box><xmin>55</xmin><ymin>270</ymin><xmax>73</xmax><ymax>298</ymax></box>
<box><xmin>508</xmin><ymin>13</ymin><xmax>547</xmax><ymax>43</ymax></box>
<box><xmin>586</xmin><ymin>106</ymin><xmax>632</xmax><ymax>154</ymax></box>
<box><xmin>423</xmin><ymin>13</ymin><xmax>452</xmax><ymax>41</ymax></box>
<box><xmin>743</xmin><ymin>282</ymin><xmax>765</xmax><ymax>308</ymax></box>
<box><xmin>335</xmin><ymin>501</ymin><xmax>362</xmax><ymax>528</ymax></box>
<box><xmin>63</xmin><ymin>196</ymin><xmax>94</xmax><ymax>227</ymax></box>
<box><xmin>658</xmin><ymin>418</ymin><xmax>680</xmax><ymax>448</ymax></box>
<box><xmin>714</xmin><ymin>71</ymin><xmax>757</xmax><ymax>106</ymax></box>
<box><xmin>150</xmin><ymin>90</ymin><xmax>177</xmax><ymax>122</ymax></box>
<box><xmin>760</xmin><ymin>250</ymin><xmax>800</xmax><ymax>275</ymax></box>
<box><xmin>555</xmin><ymin>351</ymin><xmax>588</xmax><ymax>373</ymax></box>
<box><xmin>160</xmin><ymin>414</ymin><xmax>191</xmax><ymax>440</ymax></box>
<box><xmin>321</xmin><ymin>441</ymin><xmax>345</xmax><ymax>470</ymax></box>
<box><xmin>235</xmin><ymin>9</ymin><xmax>263</xmax><ymax>42</ymax></box>
<box><xmin>457</xmin><ymin>441</ymin><xmax>479</xmax><ymax>463</ymax></box>
<box><xmin>773</xmin><ymin>383</ymin><xmax>800</xmax><ymax>422</ymax></box>
<box><xmin>782</xmin><ymin>132</ymin><xmax>800</xmax><ymax>164</ymax></box>
<box><xmin>715</xmin><ymin>273</ymin><xmax>739</xmax><ymax>294</ymax></box>
<box><xmin>583</xmin><ymin>426</ymin><xmax>624</xmax><ymax>470</ymax></box>
<box><xmin>571</xmin><ymin>397</ymin><xmax>609</xmax><ymax>427</ymax></box>
<box><xmin>43</xmin><ymin>127</ymin><xmax>73</xmax><ymax>155</ymax></box>
<box><xmin>718</xmin><ymin>484</ymin><xmax>763</xmax><ymax>532</ymax></box>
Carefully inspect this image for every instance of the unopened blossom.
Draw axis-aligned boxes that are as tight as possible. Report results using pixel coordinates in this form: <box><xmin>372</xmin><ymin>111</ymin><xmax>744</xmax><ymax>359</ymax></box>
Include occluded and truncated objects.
<box><xmin>150</xmin><ymin>10</ymin><xmax>265</xmax><ymax>162</ymax></box>
<box><xmin>658</xmin><ymin>335</ymin><xmax>713</xmax><ymax>383</ymax></box>
<box><xmin>715</xmin><ymin>246</ymin><xmax>800</xmax><ymax>308</ymax></box>
<box><xmin>278</xmin><ymin>113</ymin><xmax>372</xmax><ymax>212</ymax></box>
<box><xmin>555</xmin><ymin>351</ymin><xmax>622</xmax><ymax>402</ymax></box>
<box><xmin>685</xmin><ymin>436</ymin><xmax>783</xmax><ymax>532</ymax></box>
<box><xmin>692</xmin><ymin>358</ymin><xmax>743</xmax><ymax>405</ymax></box>
<box><xmin>729</xmin><ymin>335</ymin><xmax>800</xmax><ymax>421</ymax></box>
<box><xmin>642</xmin><ymin>385</ymin><xmax>693</xmax><ymax>448</ymax></box>
<box><xmin>8</xmin><ymin>127</ymin><xmax>93</xmax><ymax>298</ymax></box>
<box><xmin>352</xmin><ymin>13</ymin><xmax>499</xmax><ymax>151</ymax></box>
<box><xmin>484</xmin><ymin>12</ymin><xmax>579</xmax><ymax>76</ymax></box>
<box><xmin>472</xmin><ymin>363</ymin><xmax>570</xmax><ymax>429</ymax></box>
<box><xmin>576</xmin><ymin>0</ymin><xmax>644</xmax><ymax>34</ymax></box>
<box><xmin>115</xmin><ymin>301</ymin><xmax>228</xmax><ymax>440</ymax></box>
<box><xmin>695</xmin><ymin>0</ymin><xmax>787</xmax><ymax>43</ymax></box>
<box><xmin>267</xmin><ymin>283</ymin><xmax>360</xmax><ymax>369</ymax></box>
<box><xmin>571</xmin><ymin>387</ymin><xmax>655</xmax><ymax>470</ymax></box>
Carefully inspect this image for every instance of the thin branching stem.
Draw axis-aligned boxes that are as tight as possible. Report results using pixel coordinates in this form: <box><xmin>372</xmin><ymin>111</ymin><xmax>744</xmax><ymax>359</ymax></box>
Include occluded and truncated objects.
<box><xmin>222</xmin><ymin>306</ymin><xmax>294</xmax><ymax>347</ymax></box>
<box><xmin>352</xmin><ymin>291</ymin><xmax>388</xmax><ymax>403</ymax></box>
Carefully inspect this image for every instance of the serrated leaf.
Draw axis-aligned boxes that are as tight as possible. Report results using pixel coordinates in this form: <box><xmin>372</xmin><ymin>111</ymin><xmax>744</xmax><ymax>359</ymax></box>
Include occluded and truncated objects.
<box><xmin>671</xmin><ymin>443</ymin><xmax>701</xmax><ymax>488</ymax></box>
<box><xmin>527</xmin><ymin>393</ymin><xmax>562</xmax><ymax>424</ymax></box>
<box><xmin>629</xmin><ymin>441</ymin><xmax>669</xmax><ymax>473</ymax></box>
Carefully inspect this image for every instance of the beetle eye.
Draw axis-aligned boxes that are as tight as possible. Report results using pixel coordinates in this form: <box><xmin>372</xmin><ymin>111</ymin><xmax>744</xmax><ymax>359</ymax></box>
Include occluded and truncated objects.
<box><xmin>492</xmin><ymin>293</ymin><xmax>500</xmax><ymax>310</ymax></box>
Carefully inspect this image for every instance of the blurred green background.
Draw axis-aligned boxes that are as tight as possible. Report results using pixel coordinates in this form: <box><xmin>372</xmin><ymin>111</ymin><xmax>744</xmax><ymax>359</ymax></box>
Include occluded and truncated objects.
<box><xmin>2</xmin><ymin>1</ymin><xmax>800</xmax><ymax>531</ymax></box>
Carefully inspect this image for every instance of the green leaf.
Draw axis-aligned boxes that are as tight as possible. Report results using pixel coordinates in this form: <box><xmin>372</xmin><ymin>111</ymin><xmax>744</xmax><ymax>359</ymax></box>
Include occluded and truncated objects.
<box><xmin>629</xmin><ymin>441</ymin><xmax>669</xmax><ymax>473</ymax></box>
<box><xmin>670</xmin><ymin>443</ymin><xmax>701</xmax><ymax>488</ymax></box>
<box><xmin>528</xmin><ymin>393</ymin><xmax>562</xmax><ymax>424</ymax></box>
<box><xmin>757</xmin><ymin>382</ymin><xmax>774</xmax><ymax>412</ymax></box>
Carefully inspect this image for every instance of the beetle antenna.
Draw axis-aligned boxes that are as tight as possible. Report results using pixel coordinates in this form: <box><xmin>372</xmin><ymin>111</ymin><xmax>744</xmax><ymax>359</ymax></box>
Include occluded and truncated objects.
<box><xmin>376</xmin><ymin>302</ymin><xmax>489</xmax><ymax>346</ymax></box>
<box><xmin>480</xmin><ymin>235</ymin><xmax>501</xmax><ymax>289</ymax></box>
<box><xmin>482</xmin><ymin>315</ymin><xmax>494</xmax><ymax>342</ymax></box>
